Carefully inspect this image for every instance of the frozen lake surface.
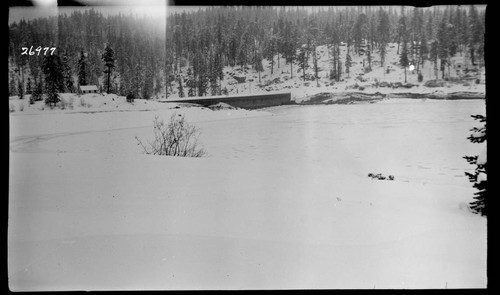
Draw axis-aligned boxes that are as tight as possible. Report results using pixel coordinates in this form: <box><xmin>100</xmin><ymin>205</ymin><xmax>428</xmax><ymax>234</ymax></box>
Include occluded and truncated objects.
<box><xmin>9</xmin><ymin>99</ymin><xmax>487</xmax><ymax>290</ymax></box>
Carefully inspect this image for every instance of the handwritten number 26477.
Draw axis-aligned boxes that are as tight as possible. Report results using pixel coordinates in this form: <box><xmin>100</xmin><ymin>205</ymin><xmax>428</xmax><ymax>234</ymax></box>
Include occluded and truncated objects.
<box><xmin>21</xmin><ymin>46</ymin><xmax>56</xmax><ymax>56</ymax></box>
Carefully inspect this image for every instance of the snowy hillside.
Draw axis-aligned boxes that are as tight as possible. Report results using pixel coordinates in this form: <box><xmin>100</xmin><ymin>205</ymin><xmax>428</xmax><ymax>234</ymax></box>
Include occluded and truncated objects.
<box><xmin>165</xmin><ymin>42</ymin><xmax>485</xmax><ymax>103</ymax></box>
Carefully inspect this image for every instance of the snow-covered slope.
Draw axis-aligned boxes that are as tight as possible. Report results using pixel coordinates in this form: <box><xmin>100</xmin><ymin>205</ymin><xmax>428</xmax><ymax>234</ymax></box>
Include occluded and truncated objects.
<box><xmin>164</xmin><ymin>42</ymin><xmax>485</xmax><ymax>103</ymax></box>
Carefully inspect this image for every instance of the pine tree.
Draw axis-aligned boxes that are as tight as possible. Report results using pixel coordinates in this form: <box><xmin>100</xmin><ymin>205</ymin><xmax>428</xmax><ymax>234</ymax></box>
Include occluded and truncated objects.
<box><xmin>17</xmin><ymin>79</ymin><xmax>24</xmax><ymax>99</ymax></box>
<box><xmin>31</xmin><ymin>76</ymin><xmax>44</xmax><ymax>102</ymax></box>
<box><xmin>42</xmin><ymin>54</ymin><xmax>64</xmax><ymax>108</ymax></box>
<box><xmin>254</xmin><ymin>48</ymin><xmax>264</xmax><ymax>85</ymax></box>
<box><xmin>468</xmin><ymin>5</ymin><xmax>482</xmax><ymax>66</ymax></box>
<box><xmin>154</xmin><ymin>75</ymin><xmax>163</xmax><ymax>97</ymax></box>
<box><xmin>463</xmin><ymin>114</ymin><xmax>487</xmax><ymax>216</ymax></box>
<box><xmin>29</xmin><ymin>78</ymin><xmax>36</xmax><ymax>104</ymax></box>
<box><xmin>366</xmin><ymin>44</ymin><xmax>372</xmax><ymax>72</ymax></box>
<box><xmin>263</xmin><ymin>32</ymin><xmax>277</xmax><ymax>75</ymax></box>
<box><xmin>297</xmin><ymin>44</ymin><xmax>308</xmax><ymax>82</ymax></box>
<box><xmin>429</xmin><ymin>40</ymin><xmax>439</xmax><ymax>79</ymax></box>
<box><xmin>312</xmin><ymin>42</ymin><xmax>319</xmax><ymax>87</ymax></box>
<box><xmin>378</xmin><ymin>8</ymin><xmax>390</xmax><ymax>69</ymax></box>
<box><xmin>345</xmin><ymin>51</ymin><xmax>352</xmax><ymax>78</ymax></box>
<box><xmin>283</xmin><ymin>21</ymin><xmax>298</xmax><ymax>78</ymax></box>
<box><xmin>400</xmin><ymin>40</ymin><xmax>409</xmax><ymax>83</ymax></box>
<box><xmin>61</xmin><ymin>52</ymin><xmax>74</xmax><ymax>93</ymax></box>
<box><xmin>78</xmin><ymin>49</ymin><xmax>87</xmax><ymax>88</ymax></box>
<box><xmin>354</xmin><ymin>13</ymin><xmax>368</xmax><ymax>56</ymax></box>
<box><xmin>437</xmin><ymin>17</ymin><xmax>449</xmax><ymax>79</ymax></box>
<box><xmin>102</xmin><ymin>44</ymin><xmax>115</xmax><ymax>94</ymax></box>
<box><xmin>419</xmin><ymin>34</ymin><xmax>428</xmax><ymax>69</ymax></box>
<box><xmin>132</xmin><ymin>62</ymin><xmax>144</xmax><ymax>99</ymax></box>
<box><xmin>237</xmin><ymin>43</ymin><xmax>246</xmax><ymax>71</ymax></box>
<box><xmin>208</xmin><ymin>46</ymin><xmax>219</xmax><ymax>96</ymax></box>
<box><xmin>9</xmin><ymin>76</ymin><xmax>17</xmax><ymax>96</ymax></box>
<box><xmin>186</xmin><ymin>67</ymin><xmax>196</xmax><ymax>97</ymax></box>
<box><xmin>26</xmin><ymin>77</ymin><xmax>32</xmax><ymax>95</ymax></box>
<box><xmin>142</xmin><ymin>66</ymin><xmax>154</xmax><ymax>99</ymax></box>
<box><xmin>177</xmin><ymin>75</ymin><xmax>185</xmax><ymax>98</ymax></box>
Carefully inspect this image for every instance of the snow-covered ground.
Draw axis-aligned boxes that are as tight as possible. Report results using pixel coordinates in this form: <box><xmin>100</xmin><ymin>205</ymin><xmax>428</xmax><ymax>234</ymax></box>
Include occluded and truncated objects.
<box><xmin>9</xmin><ymin>96</ymin><xmax>486</xmax><ymax>290</ymax></box>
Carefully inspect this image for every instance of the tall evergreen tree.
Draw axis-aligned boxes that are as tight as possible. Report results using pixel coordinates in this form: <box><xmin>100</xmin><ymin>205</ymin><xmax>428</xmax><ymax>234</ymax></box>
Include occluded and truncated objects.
<box><xmin>177</xmin><ymin>75</ymin><xmax>185</xmax><ymax>98</ymax></box>
<box><xmin>254</xmin><ymin>48</ymin><xmax>264</xmax><ymax>84</ymax></box>
<box><xmin>9</xmin><ymin>76</ymin><xmax>17</xmax><ymax>96</ymax></box>
<box><xmin>419</xmin><ymin>34</ymin><xmax>428</xmax><ymax>70</ymax></box>
<box><xmin>400</xmin><ymin>40</ymin><xmax>409</xmax><ymax>83</ymax></box>
<box><xmin>283</xmin><ymin>22</ymin><xmax>298</xmax><ymax>78</ymax></box>
<box><xmin>142</xmin><ymin>65</ymin><xmax>154</xmax><ymax>99</ymax></box>
<box><xmin>437</xmin><ymin>16</ymin><xmax>449</xmax><ymax>79</ymax></box>
<box><xmin>26</xmin><ymin>77</ymin><xmax>32</xmax><ymax>95</ymax></box>
<box><xmin>263</xmin><ymin>32</ymin><xmax>277</xmax><ymax>76</ymax></box>
<box><xmin>42</xmin><ymin>54</ymin><xmax>64</xmax><ymax>108</ymax></box>
<box><xmin>154</xmin><ymin>74</ymin><xmax>163</xmax><ymax>97</ymax></box>
<box><xmin>78</xmin><ymin>49</ymin><xmax>87</xmax><ymax>88</ymax></box>
<box><xmin>61</xmin><ymin>52</ymin><xmax>74</xmax><ymax>93</ymax></box>
<box><xmin>377</xmin><ymin>9</ymin><xmax>390</xmax><ymax>69</ymax></box>
<box><xmin>463</xmin><ymin>114</ymin><xmax>487</xmax><ymax>216</ymax></box>
<box><xmin>468</xmin><ymin>5</ymin><xmax>482</xmax><ymax>66</ymax></box>
<box><xmin>131</xmin><ymin>62</ymin><xmax>144</xmax><ymax>99</ymax></box>
<box><xmin>31</xmin><ymin>76</ymin><xmax>44</xmax><ymax>102</ymax></box>
<box><xmin>345</xmin><ymin>51</ymin><xmax>352</xmax><ymax>78</ymax></box>
<box><xmin>312</xmin><ymin>42</ymin><xmax>319</xmax><ymax>87</ymax></box>
<box><xmin>353</xmin><ymin>13</ymin><xmax>368</xmax><ymax>56</ymax></box>
<box><xmin>366</xmin><ymin>44</ymin><xmax>372</xmax><ymax>71</ymax></box>
<box><xmin>102</xmin><ymin>44</ymin><xmax>115</xmax><ymax>93</ymax></box>
<box><xmin>297</xmin><ymin>44</ymin><xmax>309</xmax><ymax>82</ymax></box>
<box><xmin>17</xmin><ymin>79</ymin><xmax>24</xmax><ymax>99</ymax></box>
<box><xmin>186</xmin><ymin>67</ymin><xmax>196</xmax><ymax>97</ymax></box>
<box><xmin>429</xmin><ymin>39</ymin><xmax>439</xmax><ymax>79</ymax></box>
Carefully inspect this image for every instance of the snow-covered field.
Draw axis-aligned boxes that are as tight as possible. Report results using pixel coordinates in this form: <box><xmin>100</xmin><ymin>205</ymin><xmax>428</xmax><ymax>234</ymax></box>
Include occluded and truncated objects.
<box><xmin>9</xmin><ymin>97</ymin><xmax>487</xmax><ymax>290</ymax></box>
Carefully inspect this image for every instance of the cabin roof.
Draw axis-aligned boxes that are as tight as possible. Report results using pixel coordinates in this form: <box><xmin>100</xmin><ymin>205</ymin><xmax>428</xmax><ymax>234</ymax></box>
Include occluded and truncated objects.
<box><xmin>80</xmin><ymin>85</ymin><xmax>98</xmax><ymax>91</ymax></box>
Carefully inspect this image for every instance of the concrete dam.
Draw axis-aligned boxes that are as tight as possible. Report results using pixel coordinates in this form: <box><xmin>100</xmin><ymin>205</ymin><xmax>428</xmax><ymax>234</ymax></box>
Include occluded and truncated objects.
<box><xmin>166</xmin><ymin>92</ymin><xmax>293</xmax><ymax>109</ymax></box>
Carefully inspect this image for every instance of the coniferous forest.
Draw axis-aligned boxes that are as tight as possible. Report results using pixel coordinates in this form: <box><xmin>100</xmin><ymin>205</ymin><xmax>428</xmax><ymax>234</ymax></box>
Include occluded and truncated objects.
<box><xmin>9</xmin><ymin>5</ymin><xmax>485</xmax><ymax>100</ymax></box>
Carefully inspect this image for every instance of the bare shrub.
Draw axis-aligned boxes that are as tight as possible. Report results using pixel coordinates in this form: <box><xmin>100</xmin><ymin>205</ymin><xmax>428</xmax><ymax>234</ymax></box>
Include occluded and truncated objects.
<box><xmin>19</xmin><ymin>102</ymin><xmax>24</xmax><ymax>112</ymax></box>
<box><xmin>9</xmin><ymin>103</ymin><xmax>15</xmax><ymax>112</ymax></box>
<box><xmin>60</xmin><ymin>98</ymin><xmax>67</xmax><ymax>110</ymax></box>
<box><xmin>79</xmin><ymin>98</ymin><xmax>87</xmax><ymax>107</ymax></box>
<box><xmin>59</xmin><ymin>96</ymin><xmax>74</xmax><ymax>110</ymax></box>
<box><xmin>136</xmin><ymin>114</ymin><xmax>206</xmax><ymax>157</ymax></box>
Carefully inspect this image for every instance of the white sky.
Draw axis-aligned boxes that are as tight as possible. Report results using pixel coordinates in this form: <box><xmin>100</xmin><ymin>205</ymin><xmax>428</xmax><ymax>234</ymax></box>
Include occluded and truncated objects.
<box><xmin>9</xmin><ymin>0</ymin><xmax>169</xmax><ymax>24</ymax></box>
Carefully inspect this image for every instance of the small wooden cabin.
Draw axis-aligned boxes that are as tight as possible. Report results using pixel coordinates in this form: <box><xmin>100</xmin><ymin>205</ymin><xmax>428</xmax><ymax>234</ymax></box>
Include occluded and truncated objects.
<box><xmin>79</xmin><ymin>85</ymin><xmax>98</xmax><ymax>94</ymax></box>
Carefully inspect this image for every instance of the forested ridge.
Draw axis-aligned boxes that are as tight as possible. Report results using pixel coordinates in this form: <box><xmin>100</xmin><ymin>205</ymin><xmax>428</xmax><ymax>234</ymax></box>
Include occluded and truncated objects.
<box><xmin>9</xmin><ymin>9</ymin><xmax>165</xmax><ymax>100</ymax></box>
<box><xmin>9</xmin><ymin>5</ymin><xmax>485</xmax><ymax>101</ymax></box>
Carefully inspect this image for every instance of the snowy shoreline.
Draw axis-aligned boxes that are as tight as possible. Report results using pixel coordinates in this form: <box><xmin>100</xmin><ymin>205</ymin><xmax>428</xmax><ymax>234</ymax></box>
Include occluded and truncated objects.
<box><xmin>300</xmin><ymin>90</ymin><xmax>485</xmax><ymax>105</ymax></box>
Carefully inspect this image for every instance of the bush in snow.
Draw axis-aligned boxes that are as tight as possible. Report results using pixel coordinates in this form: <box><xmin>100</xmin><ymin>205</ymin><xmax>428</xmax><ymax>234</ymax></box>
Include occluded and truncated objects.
<box><xmin>79</xmin><ymin>98</ymin><xmax>88</xmax><ymax>108</ymax></box>
<box><xmin>136</xmin><ymin>114</ymin><xmax>206</xmax><ymax>158</ymax></box>
<box><xmin>418</xmin><ymin>73</ymin><xmax>423</xmax><ymax>83</ymax></box>
<box><xmin>9</xmin><ymin>103</ymin><xmax>15</xmax><ymax>113</ymax></box>
<box><xmin>126</xmin><ymin>92</ymin><xmax>135</xmax><ymax>103</ymax></box>
<box><xmin>463</xmin><ymin>114</ymin><xmax>487</xmax><ymax>216</ymax></box>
